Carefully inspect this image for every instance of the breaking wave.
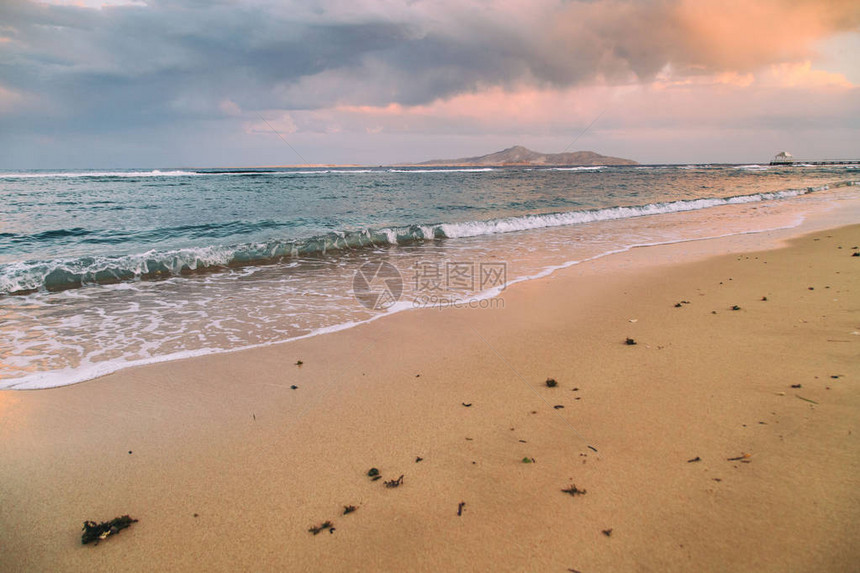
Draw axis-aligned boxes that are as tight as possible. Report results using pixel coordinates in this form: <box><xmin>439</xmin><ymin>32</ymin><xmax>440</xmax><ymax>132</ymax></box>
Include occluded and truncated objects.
<box><xmin>0</xmin><ymin>183</ymin><xmax>842</xmax><ymax>295</ymax></box>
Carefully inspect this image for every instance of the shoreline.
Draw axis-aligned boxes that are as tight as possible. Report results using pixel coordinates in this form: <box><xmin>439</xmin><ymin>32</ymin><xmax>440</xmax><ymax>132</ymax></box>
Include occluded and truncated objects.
<box><xmin>1</xmin><ymin>201</ymin><xmax>859</xmax><ymax>571</ymax></box>
<box><xmin>4</xmin><ymin>182</ymin><xmax>858</xmax><ymax>391</ymax></box>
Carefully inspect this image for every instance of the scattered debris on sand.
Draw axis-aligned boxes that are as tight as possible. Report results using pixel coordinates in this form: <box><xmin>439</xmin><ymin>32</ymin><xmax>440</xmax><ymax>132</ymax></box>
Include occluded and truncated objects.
<box><xmin>561</xmin><ymin>485</ymin><xmax>587</xmax><ymax>497</ymax></box>
<box><xmin>625</xmin><ymin>337</ymin><xmax>637</xmax><ymax>345</ymax></box>
<box><xmin>384</xmin><ymin>475</ymin><xmax>404</xmax><ymax>488</ymax></box>
<box><xmin>457</xmin><ymin>502</ymin><xmax>466</xmax><ymax>516</ymax></box>
<box><xmin>308</xmin><ymin>521</ymin><xmax>334</xmax><ymax>535</ymax></box>
<box><xmin>343</xmin><ymin>505</ymin><xmax>357</xmax><ymax>515</ymax></box>
<box><xmin>545</xmin><ymin>378</ymin><xmax>558</xmax><ymax>388</ymax></box>
<box><xmin>81</xmin><ymin>515</ymin><xmax>138</xmax><ymax>545</ymax></box>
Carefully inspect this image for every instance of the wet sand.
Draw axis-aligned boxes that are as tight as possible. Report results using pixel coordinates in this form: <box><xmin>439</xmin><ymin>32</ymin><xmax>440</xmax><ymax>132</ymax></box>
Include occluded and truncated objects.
<box><xmin>1</xmin><ymin>213</ymin><xmax>859</xmax><ymax>571</ymax></box>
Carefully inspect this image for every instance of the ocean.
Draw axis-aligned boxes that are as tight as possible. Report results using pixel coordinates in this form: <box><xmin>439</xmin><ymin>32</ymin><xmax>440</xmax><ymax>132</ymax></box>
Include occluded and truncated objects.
<box><xmin>0</xmin><ymin>164</ymin><xmax>857</xmax><ymax>389</ymax></box>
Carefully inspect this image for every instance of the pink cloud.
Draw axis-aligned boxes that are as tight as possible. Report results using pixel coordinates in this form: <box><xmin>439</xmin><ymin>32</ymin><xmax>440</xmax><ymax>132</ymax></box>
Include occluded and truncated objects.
<box><xmin>0</xmin><ymin>84</ymin><xmax>25</xmax><ymax>114</ymax></box>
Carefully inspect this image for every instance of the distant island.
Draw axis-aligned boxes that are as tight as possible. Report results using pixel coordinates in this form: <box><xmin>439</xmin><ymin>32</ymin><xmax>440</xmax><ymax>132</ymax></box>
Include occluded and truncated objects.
<box><xmin>414</xmin><ymin>145</ymin><xmax>637</xmax><ymax>167</ymax></box>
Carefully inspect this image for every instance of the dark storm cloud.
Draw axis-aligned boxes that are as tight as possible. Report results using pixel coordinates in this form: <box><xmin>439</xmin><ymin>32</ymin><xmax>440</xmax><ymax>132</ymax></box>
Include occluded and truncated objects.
<box><xmin>0</xmin><ymin>0</ymin><xmax>419</xmax><ymax>132</ymax></box>
<box><xmin>0</xmin><ymin>0</ymin><xmax>858</xmax><ymax>146</ymax></box>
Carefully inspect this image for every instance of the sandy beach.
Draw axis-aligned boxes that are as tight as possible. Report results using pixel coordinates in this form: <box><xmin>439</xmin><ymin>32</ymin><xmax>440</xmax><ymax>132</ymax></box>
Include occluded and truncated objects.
<box><xmin>2</xmin><ymin>202</ymin><xmax>859</xmax><ymax>572</ymax></box>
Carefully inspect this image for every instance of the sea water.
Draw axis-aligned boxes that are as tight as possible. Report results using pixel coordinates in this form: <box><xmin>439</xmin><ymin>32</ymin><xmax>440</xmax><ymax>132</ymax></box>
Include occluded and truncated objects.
<box><xmin>0</xmin><ymin>164</ymin><xmax>857</xmax><ymax>389</ymax></box>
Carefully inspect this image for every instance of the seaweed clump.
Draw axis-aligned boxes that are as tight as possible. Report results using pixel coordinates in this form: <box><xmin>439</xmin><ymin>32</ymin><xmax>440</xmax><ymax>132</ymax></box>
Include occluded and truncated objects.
<box><xmin>384</xmin><ymin>475</ymin><xmax>404</xmax><ymax>488</ymax></box>
<box><xmin>308</xmin><ymin>521</ymin><xmax>334</xmax><ymax>535</ymax></box>
<box><xmin>81</xmin><ymin>515</ymin><xmax>138</xmax><ymax>545</ymax></box>
<box><xmin>561</xmin><ymin>485</ymin><xmax>587</xmax><ymax>497</ymax></box>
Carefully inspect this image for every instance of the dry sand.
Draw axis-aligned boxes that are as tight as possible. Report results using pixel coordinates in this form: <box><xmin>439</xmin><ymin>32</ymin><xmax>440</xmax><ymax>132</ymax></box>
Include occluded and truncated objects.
<box><xmin>1</xmin><ymin>211</ymin><xmax>859</xmax><ymax>571</ymax></box>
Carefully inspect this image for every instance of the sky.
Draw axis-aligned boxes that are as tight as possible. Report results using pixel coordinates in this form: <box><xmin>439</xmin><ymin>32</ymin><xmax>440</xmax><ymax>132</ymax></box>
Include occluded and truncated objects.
<box><xmin>0</xmin><ymin>0</ymin><xmax>858</xmax><ymax>168</ymax></box>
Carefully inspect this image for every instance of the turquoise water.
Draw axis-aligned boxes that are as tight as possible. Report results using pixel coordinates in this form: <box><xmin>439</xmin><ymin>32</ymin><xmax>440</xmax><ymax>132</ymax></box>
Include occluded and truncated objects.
<box><xmin>0</xmin><ymin>164</ymin><xmax>856</xmax><ymax>388</ymax></box>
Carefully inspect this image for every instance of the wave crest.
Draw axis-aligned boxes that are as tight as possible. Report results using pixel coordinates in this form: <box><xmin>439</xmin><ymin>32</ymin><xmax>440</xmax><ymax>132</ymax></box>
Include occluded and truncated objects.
<box><xmin>0</xmin><ymin>183</ymin><xmax>845</xmax><ymax>295</ymax></box>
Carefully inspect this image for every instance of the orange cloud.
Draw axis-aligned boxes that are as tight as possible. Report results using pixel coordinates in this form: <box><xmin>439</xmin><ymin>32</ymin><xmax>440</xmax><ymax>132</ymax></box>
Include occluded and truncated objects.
<box><xmin>762</xmin><ymin>61</ymin><xmax>853</xmax><ymax>88</ymax></box>
<box><xmin>548</xmin><ymin>0</ymin><xmax>860</xmax><ymax>81</ymax></box>
<box><xmin>677</xmin><ymin>0</ymin><xmax>860</xmax><ymax>71</ymax></box>
<box><xmin>315</xmin><ymin>63</ymin><xmax>856</xmax><ymax>142</ymax></box>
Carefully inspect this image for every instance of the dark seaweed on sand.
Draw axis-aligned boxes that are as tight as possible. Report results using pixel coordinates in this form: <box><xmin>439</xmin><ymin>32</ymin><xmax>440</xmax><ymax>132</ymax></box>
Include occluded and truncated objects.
<box><xmin>384</xmin><ymin>475</ymin><xmax>404</xmax><ymax>488</ymax></box>
<box><xmin>308</xmin><ymin>521</ymin><xmax>334</xmax><ymax>535</ymax></box>
<box><xmin>81</xmin><ymin>515</ymin><xmax>138</xmax><ymax>545</ymax></box>
<box><xmin>561</xmin><ymin>485</ymin><xmax>587</xmax><ymax>496</ymax></box>
<box><xmin>545</xmin><ymin>378</ymin><xmax>558</xmax><ymax>388</ymax></box>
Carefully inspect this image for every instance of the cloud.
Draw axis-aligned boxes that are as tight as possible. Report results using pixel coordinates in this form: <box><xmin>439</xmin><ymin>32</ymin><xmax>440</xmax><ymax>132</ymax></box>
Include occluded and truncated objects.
<box><xmin>218</xmin><ymin>98</ymin><xmax>241</xmax><ymax>116</ymax></box>
<box><xmin>245</xmin><ymin>112</ymin><xmax>297</xmax><ymax>136</ymax></box>
<box><xmin>308</xmin><ymin>71</ymin><xmax>858</xmax><ymax>137</ymax></box>
<box><xmin>0</xmin><ymin>0</ymin><xmax>858</xmax><ymax>166</ymax></box>
<box><xmin>0</xmin><ymin>84</ymin><xmax>26</xmax><ymax>114</ymax></box>
<box><xmin>3</xmin><ymin>1</ymin><xmax>858</xmax><ymax>113</ymax></box>
<box><xmin>762</xmin><ymin>61</ymin><xmax>853</xmax><ymax>89</ymax></box>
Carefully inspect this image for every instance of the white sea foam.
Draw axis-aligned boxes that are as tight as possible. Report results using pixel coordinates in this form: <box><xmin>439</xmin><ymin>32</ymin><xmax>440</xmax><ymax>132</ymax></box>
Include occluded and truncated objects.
<box><xmin>439</xmin><ymin>189</ymin><xmax>807</xmax><ymax>239</ymax></box>
<box><xmin>384</xmin><ymin>229</ymin><xmax>399</xmax><ymax>244</ymax></box>
<box><xmin>0</xmin><ymin>170</ymin><xmax>199</xmax><ymax>179</ymax></box>
<box><xmin>0</xmin><ymin>185</ymin><xmax>837</xmax><ymax>295</ymax></box>
<box><xmin>546</xmin><ymin>166</ymin><xmax>605</xmax><ymax>171</ymax></box>
<box><xmin>8</xmin><ymin>201</ymin><xmax>814</xmax><ymax>392</ymax></box>
<box><xmin>734</xmin><ymin>164</ymin><xmax>770</xmax><ymax>171</ymax></box>
<box><xmin>2</xmin><ymin>175</ymin><xmax>856</xmax><ymax>390</ymax></box>
<box><xmin>386</xmin><ymin>168</ymin><xmax>496</xmax><ymax>173</ymax></box>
